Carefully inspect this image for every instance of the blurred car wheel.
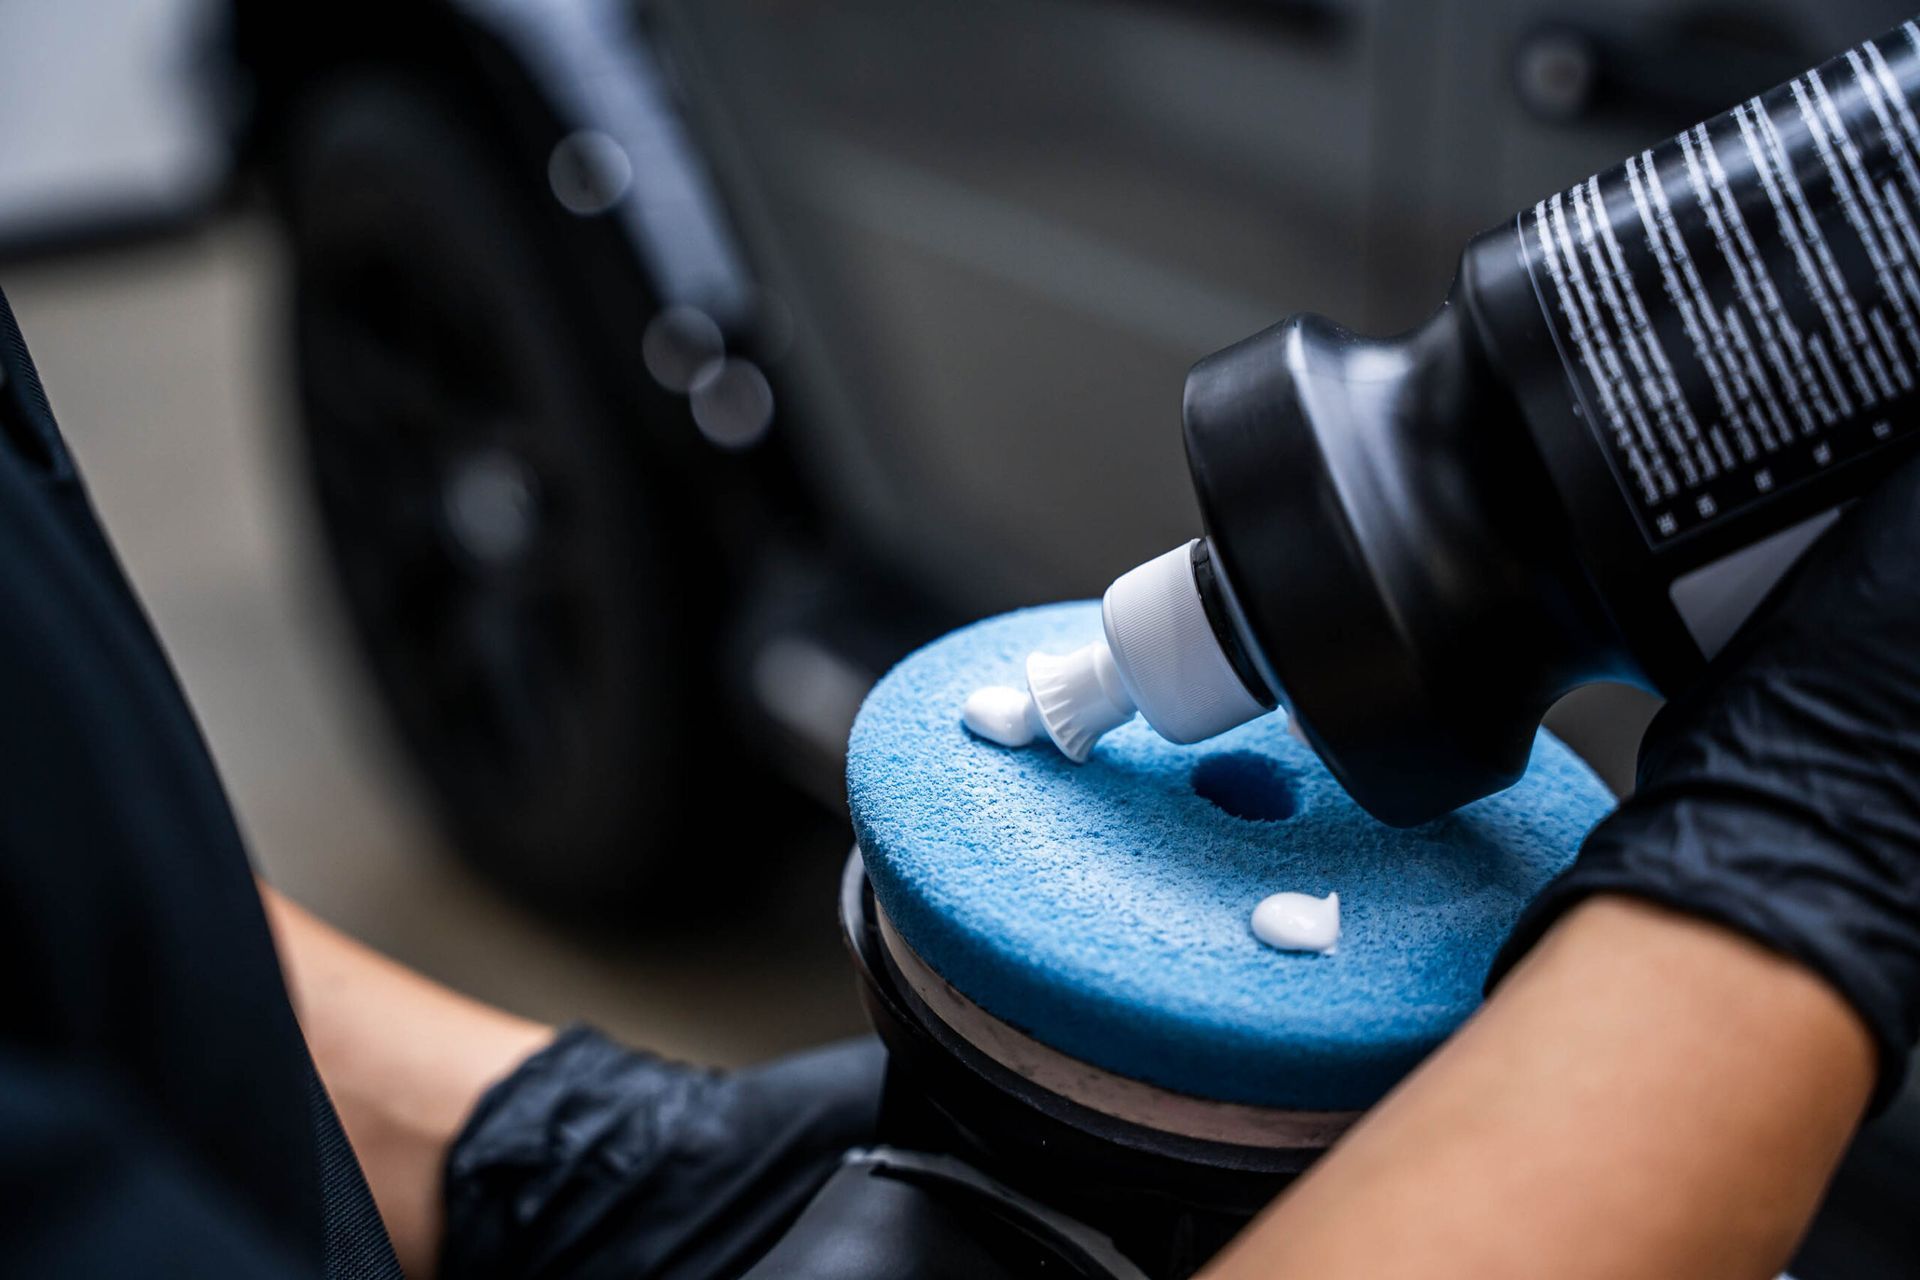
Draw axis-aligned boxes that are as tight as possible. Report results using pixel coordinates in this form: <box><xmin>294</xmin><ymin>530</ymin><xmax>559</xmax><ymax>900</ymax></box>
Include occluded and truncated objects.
<box><xmin>278</xmin><ymin>73</ymin><xmax>785</xmax><ymax>922</ymax></box>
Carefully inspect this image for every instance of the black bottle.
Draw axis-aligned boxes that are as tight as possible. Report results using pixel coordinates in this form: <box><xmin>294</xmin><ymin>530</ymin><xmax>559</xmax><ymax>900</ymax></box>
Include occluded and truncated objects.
<box><xmin>1082</xmin><ymin>18</ymin><xmax>1920</xmax><ymax>825</ymax></box>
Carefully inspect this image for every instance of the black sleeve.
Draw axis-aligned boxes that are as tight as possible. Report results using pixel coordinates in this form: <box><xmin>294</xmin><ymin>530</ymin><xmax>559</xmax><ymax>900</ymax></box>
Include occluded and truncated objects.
<box><xmin>440</xmin><ymin>1026</ymin><xmax>884</xmax><ymax>1280</ymax></box>
<box><xmin>0</xmin><ymin>286</ymin><xmax>384</xmax><ymax>1274</ymax></box>
<box><xmin>0</xmin><ymin>1050</ymin><xmax>314</xmax><ymax>1279</ymax></box>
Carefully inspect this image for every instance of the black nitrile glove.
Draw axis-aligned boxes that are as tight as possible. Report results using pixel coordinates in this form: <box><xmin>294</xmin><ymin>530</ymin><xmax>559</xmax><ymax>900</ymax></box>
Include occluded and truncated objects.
<box><xmin>439</xmin><ymin>1027</ymin><xmax>884</xmax><ymax>1280</ymax></box>
<box><xmin>1491</xmin><ymin>454</ymin><xmax>1920</xmax><ymax>1112</ymax></box>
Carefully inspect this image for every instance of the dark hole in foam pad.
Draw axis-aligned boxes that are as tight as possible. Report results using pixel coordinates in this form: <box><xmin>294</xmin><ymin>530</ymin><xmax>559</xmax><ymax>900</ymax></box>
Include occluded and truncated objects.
<box><xmin>1191</xmin><ymin>751</ymin><xmax>1297</xmax><ymax>821</ymax></box>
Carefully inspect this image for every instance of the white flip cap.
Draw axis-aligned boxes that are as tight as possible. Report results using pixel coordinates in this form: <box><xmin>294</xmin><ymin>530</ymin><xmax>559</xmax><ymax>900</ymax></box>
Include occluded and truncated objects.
<box><xmin>1101</xmin><ymin>541</ymin><xmax>1268</xmax><ymax>745</ymax></box>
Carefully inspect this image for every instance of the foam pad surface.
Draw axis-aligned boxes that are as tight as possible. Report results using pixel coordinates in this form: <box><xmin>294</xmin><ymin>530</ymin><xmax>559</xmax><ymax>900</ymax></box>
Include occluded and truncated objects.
<box><xmin>848</xmin><ymin>604</ymin><xmax>1615</xmax><ymax>1111</ymax></box>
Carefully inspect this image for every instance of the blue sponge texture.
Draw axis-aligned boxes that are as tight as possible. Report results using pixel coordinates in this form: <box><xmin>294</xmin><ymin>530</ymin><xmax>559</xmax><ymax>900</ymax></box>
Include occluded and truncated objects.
<box><xmin>848</xmin><ymin>603</ymin><xmax>1616</xmax><ymax>1111</ymax></box>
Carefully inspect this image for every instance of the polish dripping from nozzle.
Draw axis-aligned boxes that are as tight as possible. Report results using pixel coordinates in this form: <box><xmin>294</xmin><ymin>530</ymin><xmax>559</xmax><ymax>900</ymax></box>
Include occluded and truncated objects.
<box><xmin>960</xmin><ymin>541</ymin><xmax>1275</xmax><ymax>762</ymax></box>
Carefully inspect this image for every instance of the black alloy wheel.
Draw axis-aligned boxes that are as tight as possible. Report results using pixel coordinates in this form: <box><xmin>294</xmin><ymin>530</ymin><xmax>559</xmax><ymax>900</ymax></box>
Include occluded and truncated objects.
<box><xmin>279</xmin><ymin>73</ymin><xmax>761</xmax><ymax>921</ymax></box>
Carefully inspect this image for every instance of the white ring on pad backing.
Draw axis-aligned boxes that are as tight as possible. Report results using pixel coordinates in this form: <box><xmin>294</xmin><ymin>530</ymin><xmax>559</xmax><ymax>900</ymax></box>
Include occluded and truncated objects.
<box><xmin>874</xmin><ymin>902</ymin><xmax>1362</xmax><ymax>1149</ymax></box>
<box><xmin>1029</xmin><ymin>541</ymin><xmax>1269</xmax><ymax>761</ymax></box>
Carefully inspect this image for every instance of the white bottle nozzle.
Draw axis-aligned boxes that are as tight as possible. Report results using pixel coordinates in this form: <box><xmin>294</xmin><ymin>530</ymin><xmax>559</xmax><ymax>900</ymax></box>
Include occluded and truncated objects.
<box><xmin>1022</xmin><ymin>541</ymin><xmax>1271</xmax><ymax>764</ymax></box>
<box><xmin>1027</xmin><ymin>642</ymin><xmax>1137</xmax><ymax>763</ymax></box>
<box><xmin>1102</xmin><ymin>540</ymin><xmax>1269</xmax><ymax>744</ymax></box>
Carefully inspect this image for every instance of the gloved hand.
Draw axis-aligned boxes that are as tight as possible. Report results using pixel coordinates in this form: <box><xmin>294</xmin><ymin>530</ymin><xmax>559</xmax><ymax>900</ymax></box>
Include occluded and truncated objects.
<box><xmin>439</xmin><ymin>1026</ymin><xmax>884</xmax><ymax>1280</ymax></box>
<box><xmin>1492</xmin><ymin>454</ymin><xmax>1920</xmax><ymax>1111</ymax></box>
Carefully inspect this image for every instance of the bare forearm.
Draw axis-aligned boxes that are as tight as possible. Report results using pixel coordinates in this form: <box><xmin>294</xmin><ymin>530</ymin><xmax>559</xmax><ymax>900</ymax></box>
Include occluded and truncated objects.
<box><xmin>260</xmin><ymin>885</ymin><xmax>552</xmax><ymax>1279</ymax></box>
<box><xmin>1204</xmin><ymin>896</ymin><xmax>1875</xmax><ymax>1280</ymax></box>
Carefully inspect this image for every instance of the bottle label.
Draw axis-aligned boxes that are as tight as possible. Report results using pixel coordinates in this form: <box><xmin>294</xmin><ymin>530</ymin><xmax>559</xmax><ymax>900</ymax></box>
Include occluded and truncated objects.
<box><xmin>1521</xmin><ymin>23</ymin><xmax>1920</xmax><ymax>546</ymax></box>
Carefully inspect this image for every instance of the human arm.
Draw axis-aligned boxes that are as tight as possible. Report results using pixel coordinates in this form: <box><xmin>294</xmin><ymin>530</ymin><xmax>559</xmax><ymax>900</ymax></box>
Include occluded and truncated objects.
<box><xmin>261</xmin><ymin>886</ymin><xmax>885</xmax><ymax>1280</ymax></box>
<box><xmin>1208</xmin><ymin>454</ymin><xmax>1920</xmax><ymax>1279</ymax></box>
<box><xmin>1203</xmin><ymin>895</ymin><xmax>1872</xmax><ymax>1279</ymax></box>
<box><xmin>260</xmin><ymin>886</ymin><xmax>552</xmax><ymax>1277</ymax></box>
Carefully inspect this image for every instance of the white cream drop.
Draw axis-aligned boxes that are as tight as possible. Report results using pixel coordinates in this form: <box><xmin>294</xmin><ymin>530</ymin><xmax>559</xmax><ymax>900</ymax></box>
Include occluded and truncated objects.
<box><xmin>961</xmin><ymin>685</ymin><xmax>1044</xmax><ymax>748</ymax></box>
<box><xmin>1251</xmin><ymin>891</ymin><xmax>1340</xmax><ymax>954</ymax></box>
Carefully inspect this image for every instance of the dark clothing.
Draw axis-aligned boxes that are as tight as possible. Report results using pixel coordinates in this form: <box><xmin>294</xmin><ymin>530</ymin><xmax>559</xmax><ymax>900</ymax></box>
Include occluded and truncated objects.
<box><xmin>0</xmin><ymin>287</ymin><xmax>399</xmax><ymax>1277</ymax></box>
<box><xmin>0</xmin><ymin>286</ymin><xmax>879</xmax><ymax>1278</ymax></box>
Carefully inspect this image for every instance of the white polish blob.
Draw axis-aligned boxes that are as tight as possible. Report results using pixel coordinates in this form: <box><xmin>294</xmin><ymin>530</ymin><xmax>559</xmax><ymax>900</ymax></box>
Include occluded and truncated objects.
<box><xmin>962</xmin><ymin>685</ymin><xmax>1045</xmax><ymax>748</ymax></box>
<box><xmin>1251</xmin><ymin>891</ymin><xmax>1341</xmax><ymax>954</ymax></box>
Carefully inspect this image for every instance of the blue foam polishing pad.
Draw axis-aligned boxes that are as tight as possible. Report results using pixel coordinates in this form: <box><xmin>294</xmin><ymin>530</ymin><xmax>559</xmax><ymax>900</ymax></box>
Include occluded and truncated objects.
<box><xmin>847</xmin><ymin>603</ymin><xmax>1616</xmax><ymax>1111</ymax></box>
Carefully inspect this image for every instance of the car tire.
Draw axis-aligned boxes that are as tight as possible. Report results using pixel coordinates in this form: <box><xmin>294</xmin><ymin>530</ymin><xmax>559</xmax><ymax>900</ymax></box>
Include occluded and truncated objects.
<box><xmin>277</xmin><ymin>73</ymin><xmax>785</xmax><ymax>923</ymax></box>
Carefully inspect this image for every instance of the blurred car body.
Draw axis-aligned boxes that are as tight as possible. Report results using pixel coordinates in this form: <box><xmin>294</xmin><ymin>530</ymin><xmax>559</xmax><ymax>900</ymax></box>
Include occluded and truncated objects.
<box><xmin>224</xmin><ymin>0</ymin><xmax>1912</xmax><ymax>876</ymax></box>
